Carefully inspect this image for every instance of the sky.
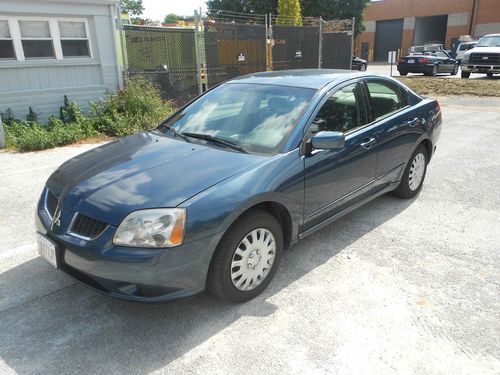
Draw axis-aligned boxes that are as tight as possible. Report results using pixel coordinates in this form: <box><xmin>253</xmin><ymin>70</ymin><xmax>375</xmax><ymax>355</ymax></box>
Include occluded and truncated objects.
<box><xmin>142</xmin><ymin>0</ymin><xmax>207</xmax><ymax>20</ymax></box>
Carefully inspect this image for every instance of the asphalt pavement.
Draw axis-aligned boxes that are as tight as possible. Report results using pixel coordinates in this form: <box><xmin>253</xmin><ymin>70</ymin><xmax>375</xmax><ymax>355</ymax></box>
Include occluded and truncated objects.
<box><xmin>0</xmin><ymin>96</ymin><xmax>499</xmax><ymax>374</ymax></box>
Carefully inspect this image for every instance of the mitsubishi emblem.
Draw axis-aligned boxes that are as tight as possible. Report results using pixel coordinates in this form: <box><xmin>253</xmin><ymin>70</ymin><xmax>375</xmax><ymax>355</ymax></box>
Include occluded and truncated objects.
<box><xmin>51</xmin><ymin>208</ymin><xmax>61</xmax><ymax>229</ymax></box>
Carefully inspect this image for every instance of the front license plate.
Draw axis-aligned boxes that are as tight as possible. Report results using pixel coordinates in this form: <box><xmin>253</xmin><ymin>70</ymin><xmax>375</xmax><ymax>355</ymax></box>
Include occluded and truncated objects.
<box><xmin>36</xmin><ymin>233</ymin><xmax>58</xmax><ymax>268</ymax></box>
<box><xmin>408</xmin><ymin>59</ymin><xmax>415</xmax><ymax>63</ymax></box>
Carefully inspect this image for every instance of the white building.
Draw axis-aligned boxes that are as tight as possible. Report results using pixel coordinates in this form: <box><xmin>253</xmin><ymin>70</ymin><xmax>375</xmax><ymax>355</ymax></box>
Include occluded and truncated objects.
<box><xmin>0</xmin><ymin>0</ymin><xmax>122</xmax><ymax>121</ymax></box>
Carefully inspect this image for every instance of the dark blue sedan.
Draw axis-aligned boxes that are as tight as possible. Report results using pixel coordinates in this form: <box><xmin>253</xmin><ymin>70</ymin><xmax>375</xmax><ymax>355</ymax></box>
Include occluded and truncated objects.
<box><xmin>35</xmin><ymin>70</ymin><xmax>442</xmax><ymax>303</ymax></box>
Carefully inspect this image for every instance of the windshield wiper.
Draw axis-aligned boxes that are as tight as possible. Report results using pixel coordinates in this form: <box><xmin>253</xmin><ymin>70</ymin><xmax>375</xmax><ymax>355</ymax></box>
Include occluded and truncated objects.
<box><xmin>181</xmin><ymin>132</ymin><xmax>248</xmax><ymax>153</ymax></box>
<box><xmin>151</xmin><ymin>127</ymin><xmax>192</xmax><ymax>143</ymax></box>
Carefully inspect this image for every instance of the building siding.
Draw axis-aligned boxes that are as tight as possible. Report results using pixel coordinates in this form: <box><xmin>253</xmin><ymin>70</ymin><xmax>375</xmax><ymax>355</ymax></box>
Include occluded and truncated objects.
<box><xmin>0</xmin><ymin>0</ymin><xmax>120</xmax><ymax>122</ymax></box>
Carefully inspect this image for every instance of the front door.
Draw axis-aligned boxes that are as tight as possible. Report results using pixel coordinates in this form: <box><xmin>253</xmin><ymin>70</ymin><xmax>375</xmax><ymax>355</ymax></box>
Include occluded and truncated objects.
<box><xmin>303</xmin><ymin>81</ymin><xmax>378</xmax><ymax>231</ymax></box>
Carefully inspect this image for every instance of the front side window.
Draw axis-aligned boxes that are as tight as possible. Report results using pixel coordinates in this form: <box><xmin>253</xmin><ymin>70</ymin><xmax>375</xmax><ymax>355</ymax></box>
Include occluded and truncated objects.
<box><xmin>366</xmin><ymin>81</ymin><xmax>405</xmax><ymax>120</ymax></box>
<box><xmin>310</xmin><ymin>83</ymin><xmax>367</xmax><ymax>134</ymax></box>
<box><xmin>158</xmin><ymin>83</ymin><xmax>315</xmax><ymax>155</ymax></box>
<box><xmin>59</xmin><ymin>21</ymin><xmax>90</xmax><ymax>57</ymax></box>
<box><xmin>19</xmin><ymin>20</ymin><xmax>55</xmax><ymax>58</ymax></box>
<box><xmin>436</xmin><ymin>51</ymin><xmax>449</xmax><ymax>59</ymax></box>
<box><xmin>0</xmin><ymin>20</ymin><xmax>15</xmax><ymax>59</ymax></box>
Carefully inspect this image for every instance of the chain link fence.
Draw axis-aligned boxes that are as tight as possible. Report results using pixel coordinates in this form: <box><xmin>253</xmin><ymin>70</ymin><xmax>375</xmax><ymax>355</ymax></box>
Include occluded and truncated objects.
<box><xmin>119</xmin><ymin>12</ymin><xmax>354</xmax><ymax>102</ymax></box>
<box><xmin>123</xmin><ymin>25</ymin><xmax>199</xmax><ymax>106</ymax></box>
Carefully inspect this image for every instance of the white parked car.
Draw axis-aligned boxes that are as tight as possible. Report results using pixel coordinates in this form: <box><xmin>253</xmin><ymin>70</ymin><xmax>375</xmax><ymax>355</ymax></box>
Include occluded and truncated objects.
<box><xmin>461</xmin><ymin>34</ymin><xmax>500</xmax><ymax>79</ymax></box>
<box><xmin>455</xmin><ymin>41</ymin><xmax>477</xmax><ymax>62</ymax></box>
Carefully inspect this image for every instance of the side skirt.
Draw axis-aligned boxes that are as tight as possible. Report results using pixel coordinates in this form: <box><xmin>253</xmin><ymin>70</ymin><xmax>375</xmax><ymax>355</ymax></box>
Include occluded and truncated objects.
<box><xmin>298</xmin><ymin>181</ymin><xmax>399</xmax><ymax>240</ymax></box>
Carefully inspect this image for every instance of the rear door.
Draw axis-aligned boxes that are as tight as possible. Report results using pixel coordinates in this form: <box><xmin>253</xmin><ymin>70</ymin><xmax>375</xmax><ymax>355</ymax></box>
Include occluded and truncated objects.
<box><xmin>303</xmin><ymin>80</ymin><xmax>377</xmax><ymax>230</ymax></box>
<box><xmin>363</xmin><ymin>78</ymin><xmax>422</xmax><ymax>189</ymax></box>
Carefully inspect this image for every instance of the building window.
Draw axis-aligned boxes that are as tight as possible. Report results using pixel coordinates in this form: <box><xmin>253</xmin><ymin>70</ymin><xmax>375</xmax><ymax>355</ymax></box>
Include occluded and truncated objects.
<box><xmin>0</xmin><ymin>17</ymin><xmax>92</xmax><ymax>61</ymax></box>
<box><xmin>59</xmin><ymin>21</ymin><xmax>90</xmax><ymax>57</ymax></box>
<box><xmin>19</xmin><ymin>20</ymin><xmax>55</xmax><ymax>58</ymax></box>
<box><xmin>0</xmin><ymin>20</ymin><xmax>15</xmax><ymax>59</ymax></box>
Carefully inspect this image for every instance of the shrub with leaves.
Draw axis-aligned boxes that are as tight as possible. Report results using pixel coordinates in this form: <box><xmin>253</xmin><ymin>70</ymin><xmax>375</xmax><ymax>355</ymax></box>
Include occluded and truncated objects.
<box><xmin>91</xmin><ymin>77</ymin><xmax>175</xmax><ymax>137</ymax></box>
<box><xmin>2</xmin><ymin>77</ymin><xmax>176</xmax><ymax>152</ymax></box>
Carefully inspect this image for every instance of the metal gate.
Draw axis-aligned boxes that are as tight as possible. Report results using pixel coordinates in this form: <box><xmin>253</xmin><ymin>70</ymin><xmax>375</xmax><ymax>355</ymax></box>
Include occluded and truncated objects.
<box><xmin>203</xmin><ymin>21</ymin><xmax>267</xmax><ymax>87</ymax></box>
<box><xmin>322</xmin><ymin>32</ymin><xmax>352</xmax><ymax>69</ymax></box>
<box><xmin>271</xmin><ymin>24</ymin><xmax>320</xmax><ymax>70</ymax></box>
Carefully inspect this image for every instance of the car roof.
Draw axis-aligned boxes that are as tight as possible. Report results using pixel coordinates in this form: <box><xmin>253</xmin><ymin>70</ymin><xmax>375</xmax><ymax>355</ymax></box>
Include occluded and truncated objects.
<box><xmin>226</xmin><ymin>69</ymin><xmax>369</xmax><ymax>90</ymax></box>
<box><xmin>483</xmin><ymin>33</ymin><xmax>500</xmax><ymax>37</ymax></box>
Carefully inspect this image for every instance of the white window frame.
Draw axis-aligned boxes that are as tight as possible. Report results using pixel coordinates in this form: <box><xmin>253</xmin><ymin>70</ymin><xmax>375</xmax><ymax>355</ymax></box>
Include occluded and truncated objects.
<box><xmin>0</xmin><ymin>16</ymin><xmax>93</xmax><ymax>61</ymax></box>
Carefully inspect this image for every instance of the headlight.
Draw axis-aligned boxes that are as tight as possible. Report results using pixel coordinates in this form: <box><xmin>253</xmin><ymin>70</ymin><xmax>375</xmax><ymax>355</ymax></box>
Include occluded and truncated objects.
<box><xmin>462</xmin><ymin>54</ymin><xmax>470</xmax><ymax>63</ymax></box>
<box><xmin>113</xmin><ymin>208</ymin><xmax>186</xmax><ymax>248</ymax></box>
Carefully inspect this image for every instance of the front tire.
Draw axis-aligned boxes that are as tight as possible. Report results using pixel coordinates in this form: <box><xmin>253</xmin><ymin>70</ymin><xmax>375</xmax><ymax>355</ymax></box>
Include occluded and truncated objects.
<box><xmin>393</xmin><ymin>144</ymin><xmax>428</xmax><ymax>199</ymax></box>
<box><xmin>461</xmin><ymin>71</ymin><xmax>471</xmax><ymax>79</ymax></box>
<box><xmin>359</xmin><ymin>63</ymin><xmax>367</xmax><ymax>71</ymax></box>
<box><xmin>207</xmin><ymin>209</ymin><xmax>283</xmax><ymax>302</ymax></box>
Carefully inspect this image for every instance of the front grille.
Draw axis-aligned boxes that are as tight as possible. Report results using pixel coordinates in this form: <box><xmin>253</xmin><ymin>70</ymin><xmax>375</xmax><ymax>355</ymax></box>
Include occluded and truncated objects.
<box><xmin>70</xmin><ymin>214</ymin><xmax>108</xmax><ymax>240</ymax></box>
<box><xmin>469</xmin><ymin>53</ymin><xmax>500</xmax><ymax>65</ymax></box>
<box><xmin>46</xmin><ymin>190</ymin><xmax>58</xmax><ymax>218</ymax></box>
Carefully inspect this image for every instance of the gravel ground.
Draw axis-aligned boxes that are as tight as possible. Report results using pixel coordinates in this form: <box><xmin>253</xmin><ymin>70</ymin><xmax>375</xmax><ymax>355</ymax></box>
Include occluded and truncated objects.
<box><xmin>0</xmin><ymin>97</ymin><xmax>499</xmax><ymax>374</ymax></box>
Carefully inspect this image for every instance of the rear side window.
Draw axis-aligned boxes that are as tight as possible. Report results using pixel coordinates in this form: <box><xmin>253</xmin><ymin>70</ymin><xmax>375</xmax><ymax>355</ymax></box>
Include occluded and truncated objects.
<box><xmin>310</xmin><ymin>83</ymin><xmax>367</xmax><ymax>134</ymax></box>
<box><xmin>366</xmin><ymin>81</ymin><xmax>405</xmax><ymax>120</ymax></box>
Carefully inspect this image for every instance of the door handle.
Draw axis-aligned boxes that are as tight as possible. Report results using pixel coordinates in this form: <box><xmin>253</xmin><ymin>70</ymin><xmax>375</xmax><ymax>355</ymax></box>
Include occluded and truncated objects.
<box><xmin>406</xmin><ymin>118</ymin><xmax>419</xmax><ymax>127</ymax></box>
<box><xmin>360</xmin><ymin>137</ymin><xmax>376</xmax><ymax>149</ymax></box>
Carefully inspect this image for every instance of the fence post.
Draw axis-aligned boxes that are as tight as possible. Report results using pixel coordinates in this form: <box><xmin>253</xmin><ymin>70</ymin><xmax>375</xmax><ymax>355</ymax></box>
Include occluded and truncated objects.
<box><xmin>115</xmin><ymin>0</ymin><xmax>127</xmax><ymax>88</ymax></box>
<box><xmin>0</xmin><ymin>115</ymin><xmax>5</xmax><ymax>149</ymax></box>
<box><xmin>318</xmin><ymin>16</ymin><xmax>323</xmax><ymax>69</ymax></box>
<box><xmin>350</xmin><ymin>17</ymin><xmax>356</xmax><ymax>70</ymax></box>
<box><xmin>194</xmin><ymin>10</ymin><xmax>203</xmax><ymax>95</ymax></box>
<box><xmin>268</xmin><ymin>13</ymin><xmax>273</xmax><ymax>71</ymax></box>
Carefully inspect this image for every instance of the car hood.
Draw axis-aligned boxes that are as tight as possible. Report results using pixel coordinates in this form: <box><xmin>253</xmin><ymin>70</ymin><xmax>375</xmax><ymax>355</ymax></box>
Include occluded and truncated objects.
<box><xmin>465</xmin><ymin>46</ymin><xmax>500</xmax><ymax>55</ymax></box>
<box><xmin>47</xmin><ymin>132</ymin><xmax>266</xmax><ymax>225</ymax></box>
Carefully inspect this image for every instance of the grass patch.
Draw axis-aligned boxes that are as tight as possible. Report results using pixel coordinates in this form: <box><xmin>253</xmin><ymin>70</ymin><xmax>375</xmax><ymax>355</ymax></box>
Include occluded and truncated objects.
<box><xmin>2</xmin><ymin>77</ymin><xmax>176</xmax><ymax>152</ymax></box>
<box><xmin>397</xmin><ymin>77</ymin><xmax>500</xmax><ymax>97</ymax></box>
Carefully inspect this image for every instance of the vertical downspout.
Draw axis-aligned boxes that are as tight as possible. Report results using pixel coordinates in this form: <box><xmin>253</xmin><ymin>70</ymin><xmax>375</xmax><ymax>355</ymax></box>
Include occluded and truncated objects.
<box><xmin>468</xmin><ymin>0</ymin><xmax>479</xmax><ymax>37</ymax></box>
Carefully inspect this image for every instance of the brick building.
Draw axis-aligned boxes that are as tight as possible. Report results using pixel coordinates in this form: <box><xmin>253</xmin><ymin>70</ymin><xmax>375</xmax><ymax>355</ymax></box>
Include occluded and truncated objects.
<box><xmin>355</xmin><ymin>0</ymin><xmax>500</xmax><ymax>61</ymax></box>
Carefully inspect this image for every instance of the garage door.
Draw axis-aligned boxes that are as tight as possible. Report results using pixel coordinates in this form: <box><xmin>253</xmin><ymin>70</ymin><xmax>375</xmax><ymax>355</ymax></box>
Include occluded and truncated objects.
<box><xmin>374</xmin><ymin>19</ymin><xmax>403</xmax><ymax>62</ymax></box>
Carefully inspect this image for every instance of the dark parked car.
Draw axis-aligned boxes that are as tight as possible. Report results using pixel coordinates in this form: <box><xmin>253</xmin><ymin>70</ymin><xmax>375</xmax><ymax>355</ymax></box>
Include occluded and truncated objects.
<box><xmin>36</xmin><ymin>70</ymin><xmax>442</xmax><ymax>303</ymax></box>
<box><xmin>398</xmin><ymin>50</ymin><xmax>459</xmax><ymax>76</ymax></box>
<box><xmin>352</xmin><ymin>56</ymin><xmax>367</xmax><ymax>71</ymax></box>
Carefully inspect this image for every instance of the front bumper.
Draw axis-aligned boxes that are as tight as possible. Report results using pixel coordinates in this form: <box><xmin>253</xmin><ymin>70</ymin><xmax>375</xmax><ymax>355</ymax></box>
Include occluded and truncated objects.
<box><xmin>461</xmin><ymin>64</ymin><xmax>500</xmax><ymax>74</ymax></box>
<box><xmin>35</xmin><ymin>199</ymin><xmax>222</xmax><ymax>302</ymax></box>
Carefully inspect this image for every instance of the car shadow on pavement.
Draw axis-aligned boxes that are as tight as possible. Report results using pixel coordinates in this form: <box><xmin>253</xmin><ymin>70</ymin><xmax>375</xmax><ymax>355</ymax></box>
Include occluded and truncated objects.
<box><xmin>0</xmin><ymin>193</ymin><xmax>415</xmax><ymax>374</ymax></box>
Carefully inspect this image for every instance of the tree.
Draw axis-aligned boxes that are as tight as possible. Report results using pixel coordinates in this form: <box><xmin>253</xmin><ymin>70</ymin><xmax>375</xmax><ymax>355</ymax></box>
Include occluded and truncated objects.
<box><xmin>300</xmin><ymin>0</ymin><xmax>370</xmax><ymax>35</ymax></box>
<box><xmin>164</xmin><ymin>14</ymin><xmax>180</xmax><ymax>24</ymax></box>
<box><xmin>120</xmin><ymin>0</ymin><xmax>144</xmax><ymax>16</ymax></box>
<box><xmin>277</xmin><ymin>0</ymin><xmax>302</xmax><ymax>25</ymax></box>
<box><xmin>207</xmin><ymin>0</ymin><xmax>277</xmax><ymax>15</ymax></box>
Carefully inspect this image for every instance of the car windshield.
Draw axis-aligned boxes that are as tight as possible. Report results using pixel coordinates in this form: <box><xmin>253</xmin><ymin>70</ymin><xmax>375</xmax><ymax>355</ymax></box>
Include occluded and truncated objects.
<box><xmin>476</xmin><ymin>36</ymin><xmax>500</xmax><ymax>47</ymax></box>
<box><xmin>157</xmin><ymin>83</ymin><xmax>315</xmax><ymax>155</ymax></box>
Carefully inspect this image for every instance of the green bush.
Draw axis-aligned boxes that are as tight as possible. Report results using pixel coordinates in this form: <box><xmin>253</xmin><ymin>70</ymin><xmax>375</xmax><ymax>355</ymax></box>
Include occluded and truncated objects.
<box><xmin>2</xmin><ymin>77</ymin><xmax>176</xmax><ymax>152</ymax></box>
<box><xmin>91</xmin><ymin>77</ymin><xmax>175</xmax><ymax>137</ymax></box>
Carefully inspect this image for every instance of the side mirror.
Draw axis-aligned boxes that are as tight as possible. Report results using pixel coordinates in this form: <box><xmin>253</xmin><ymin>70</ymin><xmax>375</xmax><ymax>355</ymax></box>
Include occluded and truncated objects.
<box><xmin>310</xmin><ymin>131</ymin><xmax>345</xmax><ymax>151</ymax></box>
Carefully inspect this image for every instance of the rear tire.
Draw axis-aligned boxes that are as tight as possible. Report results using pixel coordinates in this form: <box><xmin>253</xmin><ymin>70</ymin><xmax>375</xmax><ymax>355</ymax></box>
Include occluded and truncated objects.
<box><xmin>399</xmin><ymin>71</ymin><xmax>408</xmax><ymax>76</ymax></box>
<box><xmin>207</xmin><ymin>209</ymin><xmax>283</xmax><ymax>303</ymax></box>
<box><xmin>431</xmin><ymin>65</ymin><xmax>438</xmax><ymax>77</ymax></box>
<box><xmin>461</xmin><ymin>71</ymin><xmax>471</xmax><ymax>79</ymax></box>
<box><xmin>487</xmin><ymin>72</ymin><xmax>494</xmax><ymax>78</ymax></box>
<box><xmin>392</xmin><ymin>144</ymin><xmax>428</xmax><ymax>199</ymax></box>
<box><xmin>359</xmin><ymin>63</ymin><xmax>367</xmax><ymax>71</ymax></box>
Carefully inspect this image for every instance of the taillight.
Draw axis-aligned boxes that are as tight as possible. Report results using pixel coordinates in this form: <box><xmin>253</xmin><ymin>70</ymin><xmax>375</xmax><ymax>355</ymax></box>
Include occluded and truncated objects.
<box><xmin>398</xmin><ymin>58</ymin><xmax>404</xmax><ymax>64</ymax></box>
<box><xmin>420</xmin><ymin>58</ymin><xmax>429</xmax><ymax>64</ymax></box>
